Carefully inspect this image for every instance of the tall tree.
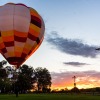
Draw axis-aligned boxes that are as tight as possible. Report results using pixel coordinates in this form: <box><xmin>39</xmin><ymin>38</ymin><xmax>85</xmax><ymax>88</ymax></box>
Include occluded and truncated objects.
<box><xmin>0</xmin><ymin>60</ymin><xmax>8</xmax><ymax>93</ymax></box>
<box><xmin>17</xmin><ymin>64</ymin><xmax>35</xmax><ymax>93</ymax></box>
<box><xmin>35</xmin><ymin>67</ymin><xmax>52</xmax><ymax>92</ymax></box>
<box><xmin>0</xmin><ymin>60</ymin><xmax>7</xmax><ymax>68</ymax></box>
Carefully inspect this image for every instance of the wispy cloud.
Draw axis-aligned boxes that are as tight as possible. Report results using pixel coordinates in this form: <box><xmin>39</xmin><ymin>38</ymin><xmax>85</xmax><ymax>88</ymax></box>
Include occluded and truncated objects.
<box><xmin>63</xmin><ymin>62</ymin><xmax>89</xmax><ymax>67</ymax></box>
<box><xmin>51</xmin><ymin>70</ymin><xmax>100</xmax><ymax>89</ymax></box>
<box><xmin>46</xmin><ymin>32</ymin><xmax>99</xmax><ymax>58</ymax></box>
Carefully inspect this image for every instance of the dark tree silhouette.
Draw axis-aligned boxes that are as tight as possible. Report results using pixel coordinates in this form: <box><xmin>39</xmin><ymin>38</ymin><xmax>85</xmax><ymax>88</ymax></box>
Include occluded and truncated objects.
<box><xmin>0</xmin><ymin>60</ymin><xmax>7</xmax><ymax>68</ymax></box>
<box><xmin>35</xmin><ymin>67</ymin><xmax>52</xmax><ymax>92</ymax></box>
<box><xmin>0</xmin><ymin>60</ymin><xmax>8</xmax><ymax>93</ymax></box>
<box><xmin>17</xmin><ymin>64</ymin><xmax>35</xmax><ymax>93</ymax></box>
<box><xmin>0</xmin><ymin>60</ymin><xmax>52</xmax><ymax>93</ymax></box>
<box><xmin>71</xmin><ymin>87</ymin><xmax>80</xmax><ymax>93</ymax></box>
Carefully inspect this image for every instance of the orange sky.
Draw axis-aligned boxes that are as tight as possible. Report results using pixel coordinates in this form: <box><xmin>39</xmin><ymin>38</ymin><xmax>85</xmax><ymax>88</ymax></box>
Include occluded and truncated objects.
<box><xmin>51</xmin><ymin>70</ymin><xmax>100</xmax><ymax>90</ymax></box>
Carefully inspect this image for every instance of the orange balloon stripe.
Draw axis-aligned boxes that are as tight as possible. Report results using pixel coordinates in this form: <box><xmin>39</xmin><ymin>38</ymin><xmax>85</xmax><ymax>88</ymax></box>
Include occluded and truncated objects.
<box><xmin>2</xmin><ymin>36</ymin><xmax>14</xmax><ymax>42</ymax></box>
<box><xmin>23</xmin><ymin>47</ymin><xmax>30</xmax><ymax>54</ymax></box>
<box><xmin>14</xmin><ymin>30</ymin><xmax>28</xmax><ymax>37</ymax></box>
<box><xmin>15</xmin><ymin>51</ymin><xmax>22</xmax><ymax>57</ymax></box>
<box><xmin>1</xmin><ymin>31</ymin><xmax>14</xmax><ymax>36</ymax></box>
<box><xmin>0</xmin><ymin>43</ymin><xmax>5</xmax><ymax>49</ymax></box>
<box><xmin>15</xmin><ymin>46</ymin><xmax>23</xmax><ymax>52</ymax></box>
<box><xmin>0</xmin><ymin>37</ymin><xmax>3</xmax><ymax>43</ymax></box>
<box><xmin>30</xmin><ymin>8</ymin><xmax>41</xmax><ymax>19</ymax></box>
<box><xmin>8</xmin><ymin>51</ymin><xmax>15</xmax><ymax>57</ymax></box>
<box><xmin>29</xmin><ymin>26</ymin><xmax>40</xmax><ymax>37</ymax></box>
<box><xmin>30</xmin><ymin>23</ymin><xmax>41</xmax><ymax>33</ymax></box>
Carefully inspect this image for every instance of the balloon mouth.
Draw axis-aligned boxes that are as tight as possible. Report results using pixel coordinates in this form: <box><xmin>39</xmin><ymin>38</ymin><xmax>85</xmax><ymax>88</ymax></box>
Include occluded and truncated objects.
<box><xmin>7</xmin><ymin>57</ymin><xmax>25</xmax><ymax>68</ymax></box>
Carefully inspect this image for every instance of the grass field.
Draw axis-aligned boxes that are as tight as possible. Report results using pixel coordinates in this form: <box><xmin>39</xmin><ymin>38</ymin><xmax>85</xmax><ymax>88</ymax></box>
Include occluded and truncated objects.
<box><xmin>0</xmin><ymin>93</ymin><xmax>100</xmax><ymax>100</ymax></box>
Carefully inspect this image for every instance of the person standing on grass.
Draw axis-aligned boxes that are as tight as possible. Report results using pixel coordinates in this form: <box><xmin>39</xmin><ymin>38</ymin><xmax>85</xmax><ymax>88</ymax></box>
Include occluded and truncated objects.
<box><xmin>15</xmin><ymin>86</ymin><xmax>19</xmax><ymax>97</ymax></box>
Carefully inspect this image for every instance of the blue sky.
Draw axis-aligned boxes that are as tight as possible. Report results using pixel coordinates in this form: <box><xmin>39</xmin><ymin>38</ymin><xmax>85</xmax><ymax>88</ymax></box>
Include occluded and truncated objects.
<box><xmin>1</xmin><ymin>0</ymin><xmax>100</xmax><ymax>89</ymax></box>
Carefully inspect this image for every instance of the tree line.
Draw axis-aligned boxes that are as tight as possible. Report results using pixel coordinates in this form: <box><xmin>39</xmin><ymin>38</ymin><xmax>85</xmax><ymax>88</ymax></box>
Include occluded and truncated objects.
<box><xmin>0</xmin><ymin>60</ymin><xmax>52</xmax><ymax>94</ymax></box>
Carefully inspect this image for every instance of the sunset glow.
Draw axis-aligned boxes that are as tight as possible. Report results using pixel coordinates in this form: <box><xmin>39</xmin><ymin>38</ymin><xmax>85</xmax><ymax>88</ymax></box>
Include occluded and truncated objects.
<box><xmin>51</xmin><ymin>79</ymin><xmax>99</xmax><ymax>90</ymax></box>
<box><xmin>51</xmin><ymin>71</ymin><xmax>100</xmax><ymax>90</ymax></box>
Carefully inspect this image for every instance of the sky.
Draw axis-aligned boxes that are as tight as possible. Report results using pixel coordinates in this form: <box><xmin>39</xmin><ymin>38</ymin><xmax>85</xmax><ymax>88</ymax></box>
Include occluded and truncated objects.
<box><xmin>0</xmin><ymin>0</ymin><xmax>100</xmax><ymax>90</ymax></box>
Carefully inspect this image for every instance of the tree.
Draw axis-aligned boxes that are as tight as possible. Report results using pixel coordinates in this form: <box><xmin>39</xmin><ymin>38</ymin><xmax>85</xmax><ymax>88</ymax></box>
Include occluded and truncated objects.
<box><xmin>0</xmin><ymin>60</ymin><xmax>8</xmax><ymax>79</ymax></box>
<box><xmin>35</xmin><ymin>67</ymin><xmax>52</xmax><ymax>92</ymax></box>
<box><xmin>71</xmin><ymin>87</ymin><xmax>80</xmax><ymax>93</ymax></box>
<box><xmin>0</xmin><ymin>60</ymin><xmax>8</xmax><ymax>93</ymax></box>
<box><xmin>17</xmin><ymin>64</ymin><xmax>35</xmax><ymax>93</ymax></box>
<box><xmin>0</xmin><ymin>60</ymin><xmax>52</xmax><ymax>93</ymax></box>
<box><xmin>0</xmin><ymin>60</ymin><xmax>7</xmax><ymax>68</ymax></box>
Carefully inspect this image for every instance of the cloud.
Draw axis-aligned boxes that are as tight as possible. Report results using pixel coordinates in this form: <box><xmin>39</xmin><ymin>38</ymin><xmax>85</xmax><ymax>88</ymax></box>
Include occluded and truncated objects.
<box><xmin>51</xmin><ymin>70</ymin><xmax>100</xmax><ymax>89</ymax></box>
<box><xmin>63</xmin><ymin>62</ymin><xmax>89</xmax><ymax>67</ymax></box>
<box><xmin>46</xmin><ymin>32</ymin><xmax>99</xmax><ymax>58</ymax></box>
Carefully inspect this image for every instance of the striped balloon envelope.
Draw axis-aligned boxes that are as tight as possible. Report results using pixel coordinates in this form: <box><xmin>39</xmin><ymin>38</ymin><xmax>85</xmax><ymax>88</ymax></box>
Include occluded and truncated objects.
<box><xmin>0</xmin><ymin>3</ymin><xmax>45</xmax><ymax>68</ymax></box>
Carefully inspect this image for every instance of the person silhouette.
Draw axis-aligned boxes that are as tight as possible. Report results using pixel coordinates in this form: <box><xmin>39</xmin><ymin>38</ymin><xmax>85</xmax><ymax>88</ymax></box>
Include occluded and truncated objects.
<box><xmin>15</xmin><ymin>86</ymin><xmax>19</xmax><ymax>97</ymax></box>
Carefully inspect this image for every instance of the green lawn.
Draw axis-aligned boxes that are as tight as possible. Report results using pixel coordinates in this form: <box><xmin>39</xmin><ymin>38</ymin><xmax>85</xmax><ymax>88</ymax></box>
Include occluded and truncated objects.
<box><xmin>0</xmin><ymin>94</ymin><xmax>100</xmax><ymax>100</ymax></box>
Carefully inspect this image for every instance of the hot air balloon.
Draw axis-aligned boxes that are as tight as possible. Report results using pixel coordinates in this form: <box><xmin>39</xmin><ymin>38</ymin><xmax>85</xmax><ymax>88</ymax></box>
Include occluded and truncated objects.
<box><xmin>0</xmin><ymin>3</ymin><xmax>45</xmax><ymax>68</ymax></box>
